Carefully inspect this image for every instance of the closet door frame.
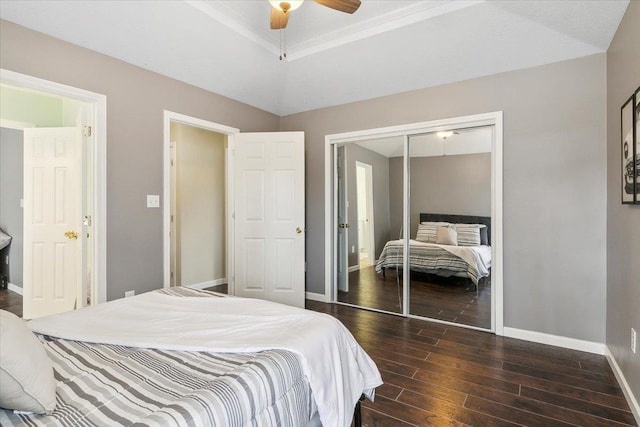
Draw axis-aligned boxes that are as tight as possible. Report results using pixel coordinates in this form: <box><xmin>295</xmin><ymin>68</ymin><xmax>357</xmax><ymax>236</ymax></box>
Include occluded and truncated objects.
<box><xmin>324</xmin><ymin>111</ymin><xmax>504</xmax><ymax>335</ymax></box>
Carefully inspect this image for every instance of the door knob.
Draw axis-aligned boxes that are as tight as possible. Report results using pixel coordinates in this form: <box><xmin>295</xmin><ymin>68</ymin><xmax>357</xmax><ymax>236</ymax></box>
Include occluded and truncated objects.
<box><xmin>64</xmin><ymin>231</ymin><xmax>78</xmax><ymax>240</ymax></box>
<box><xmin>296</xmin><ymin>227</ymin><xmax>303</xmax><ymax>234</ymax></box>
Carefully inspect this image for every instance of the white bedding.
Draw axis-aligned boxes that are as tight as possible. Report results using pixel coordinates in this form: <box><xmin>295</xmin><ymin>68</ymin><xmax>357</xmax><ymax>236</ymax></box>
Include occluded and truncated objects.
<box><xmin>437</xmin><ymin>242</ymin><xmax>492</xmax><ymax>276</ymax></box>
<box><xmin>28</xmin><ymin>291</ymin><xmax>382</xmax><ymax>427</ymax></box>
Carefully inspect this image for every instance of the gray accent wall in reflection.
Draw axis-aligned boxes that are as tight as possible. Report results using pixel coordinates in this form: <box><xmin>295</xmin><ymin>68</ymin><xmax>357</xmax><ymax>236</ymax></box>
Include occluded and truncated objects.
<box><xmin>389</xmin><ymin>153</ymin><xmax>491</xmax><ymax>240</ymax></box>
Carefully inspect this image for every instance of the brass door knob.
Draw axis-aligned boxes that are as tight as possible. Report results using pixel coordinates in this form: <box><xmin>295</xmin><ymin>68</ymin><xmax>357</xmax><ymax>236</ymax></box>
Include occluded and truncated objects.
<box><xmin>296</xmin><ymin>227</ymin><xmax>303</xmax><ymax>234</ymax></box>
<box><xmin>64</xmin><ymin>231</ymin><xmax>78</xmax><ymax>239</ymax></box>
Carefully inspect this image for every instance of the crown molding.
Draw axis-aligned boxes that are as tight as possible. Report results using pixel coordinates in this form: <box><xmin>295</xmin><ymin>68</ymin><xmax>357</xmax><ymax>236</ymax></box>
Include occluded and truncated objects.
<box><xmin>186</xmin><ymin>0</ymin><xmax>484</xmax><ymax>62</ymax></box>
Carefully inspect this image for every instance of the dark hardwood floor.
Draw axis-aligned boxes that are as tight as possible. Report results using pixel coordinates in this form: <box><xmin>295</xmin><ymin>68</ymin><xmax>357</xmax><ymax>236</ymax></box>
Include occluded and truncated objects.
<box><xmin>339</xmin><ymin>266</ymin><xmax>491</xmax><ymax>329</ymax></box>
<box><xmin>2</xmin><ymin>289</ymin><xmax>635</xmax><ymax>426</ymax></box>
<box><xmin>308</xmin><ymin>300</ymin><xmax>638</xmax><ymax>427</ymax></box>
<box><xmin>0</xmin><ymin>288</ymin><xmax>22</xmax><ymax>317</ymax></box>
<box><xmin>205</xmin><ymin>283</ymin><xmax>228</xmax><ymax>294</ymax></box>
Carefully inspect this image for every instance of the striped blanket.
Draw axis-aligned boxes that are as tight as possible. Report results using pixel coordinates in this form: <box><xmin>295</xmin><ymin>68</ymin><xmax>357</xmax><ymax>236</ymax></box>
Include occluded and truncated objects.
<box><xmin>375</xmin><ymin>239</ymin><xmax>491</xmax><ymax>285</ymax></box>
<box><xmin>0</xmin><ymin>288</ymin><xmax>316</xmax><ymax>426</ymax></box>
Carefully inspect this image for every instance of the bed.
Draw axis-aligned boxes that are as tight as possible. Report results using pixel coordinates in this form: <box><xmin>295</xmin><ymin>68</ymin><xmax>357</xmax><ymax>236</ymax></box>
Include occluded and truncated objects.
<box><xmin>375</xmin><ymin>213</ymin><xmax>492</xmax><ymax>287</ymax></box>
<box><xmin>0</xmin><ymin>287</ymin><xmax>382</xmax><ymax>427</ymax></box>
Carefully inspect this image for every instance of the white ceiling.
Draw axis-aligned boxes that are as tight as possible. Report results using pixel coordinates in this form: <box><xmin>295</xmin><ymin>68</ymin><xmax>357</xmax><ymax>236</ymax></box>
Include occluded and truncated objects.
<box><xmin>0</xmin><ymin>0</ymin><xmax>629</xmax><ymax>116</ymax></box>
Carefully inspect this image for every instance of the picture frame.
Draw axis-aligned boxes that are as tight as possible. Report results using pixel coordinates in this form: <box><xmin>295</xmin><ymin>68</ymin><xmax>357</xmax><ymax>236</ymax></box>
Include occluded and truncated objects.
<box><xmin>635</xmin><ymin>87</ymin><xmax>640</xmax><ymax>203</ymax></box>
<box><xmin>621</xmin><ymin>91</ymin><xmax>636</xmax><ymax>204</ymax></box>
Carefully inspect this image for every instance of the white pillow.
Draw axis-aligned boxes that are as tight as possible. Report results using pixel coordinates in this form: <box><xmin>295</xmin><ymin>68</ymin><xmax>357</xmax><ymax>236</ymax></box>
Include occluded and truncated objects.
<box><xmin>0</xmin><ymin>310</ymin><xmax>56</xmax><ymax>414</ymax></box>
<box><xmin>416</xmin><ymin>222</ymin><xmax>450</xmax><ymax>243</ymax></box>
<box><xmin>436</xmin><ymin>226</ymin><xmax>458</xmax><ymax>246</ymax></box>
<box><xmin>454</xmin><ymin>224</ymin><xmax>483</xmax><ymax>246</ymax></box>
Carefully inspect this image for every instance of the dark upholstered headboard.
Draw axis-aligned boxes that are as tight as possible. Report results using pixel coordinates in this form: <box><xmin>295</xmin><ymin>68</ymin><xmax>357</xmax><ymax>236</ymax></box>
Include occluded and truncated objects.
<box><xmin>419</xmin><ymin>213</ymin><xmax>491</xmax><ymax>245</ymax></box>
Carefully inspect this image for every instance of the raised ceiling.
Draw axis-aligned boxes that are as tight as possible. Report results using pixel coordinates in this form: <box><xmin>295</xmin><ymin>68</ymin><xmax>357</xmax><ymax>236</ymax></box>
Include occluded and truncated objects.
<box><xmin>0</xmin><ymin>0</ymin><xmax>629</xmax><ymax>116</ymax></box>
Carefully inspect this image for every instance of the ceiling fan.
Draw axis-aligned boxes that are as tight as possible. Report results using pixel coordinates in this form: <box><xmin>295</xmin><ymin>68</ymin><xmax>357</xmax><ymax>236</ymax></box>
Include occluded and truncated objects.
<box><xmin>269</xmin><ymin>0</ymin><xmax>361</xmax><ymax>29</ymax></box>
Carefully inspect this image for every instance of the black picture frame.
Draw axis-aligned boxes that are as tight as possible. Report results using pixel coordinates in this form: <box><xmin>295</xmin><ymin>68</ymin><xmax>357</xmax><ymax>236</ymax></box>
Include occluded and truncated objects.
<box><xmin>621</xmin><ymin>92</ymin><xmax>636</xmax><ymax>204</ymax></box>
<box><xmin>635</xmin><ymin>87</ymin><xmax>640</xmax><ymax>203</ymax></box>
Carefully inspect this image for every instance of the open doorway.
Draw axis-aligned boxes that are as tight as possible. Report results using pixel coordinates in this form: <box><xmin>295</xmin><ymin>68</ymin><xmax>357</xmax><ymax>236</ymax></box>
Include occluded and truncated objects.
<box><xmin>163</xmin><ymin>111</ymin><xmax>239</xmax><ymax>295</ymax></box>
<box><xmin>355</xmin><ymin>161</ymin><xmax>375</xmax><ymax>268</ymax></box>
<box><xmin>0</xmin><ymin>70</ymin><xmax>107</xmax><ymax>319</ymax></box>
<box><xmin>169</xmin><ymin>122</ymin><xmax>227</xmax><ymax>293</ymax></box>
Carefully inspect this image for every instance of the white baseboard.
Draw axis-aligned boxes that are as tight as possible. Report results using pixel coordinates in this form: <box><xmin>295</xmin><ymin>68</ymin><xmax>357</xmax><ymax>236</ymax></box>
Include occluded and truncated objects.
<box><xmin>7</xmin><ymin>282</ymin><xmax>23</xmax><ymax>295</ymax></box>
<box><xmin>305</xmin><ymin>292</ymin><xmax>328</xmax><ymax>302</ymax></box>
<box><xmin>348</xmin><ymin>265</ymin><xmax>359</xmax><ymax>273</ymax></box>
<box><xmin>605</xmin><ymin>346</ymin><xmax>640</xmax><ymax>424</ymax></box>
<box><xmin>503</xmin><ymin>327</ymin><xmax>605</xmax><ymax>355</ymax></box>
<box><xmin>184</xmin><ymin>278</ymin><xmax>227</xmax><ymax>290</ymax></box>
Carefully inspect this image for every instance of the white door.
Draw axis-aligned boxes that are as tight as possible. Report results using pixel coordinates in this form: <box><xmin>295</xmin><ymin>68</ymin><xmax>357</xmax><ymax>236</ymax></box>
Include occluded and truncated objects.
<box><xmin>23</xmin><ymin>127</ymin><xmax>83</xmax><ymax>319</ymax></box>
<box><xmin>336</xmin><ymin>146</ymin><xmax>349</xmax><ymax>292</ymax></box>
<box><xmin>234</xmin><ymin>132</ymin><xmax>305</xmax><ymax>307</ymax></box>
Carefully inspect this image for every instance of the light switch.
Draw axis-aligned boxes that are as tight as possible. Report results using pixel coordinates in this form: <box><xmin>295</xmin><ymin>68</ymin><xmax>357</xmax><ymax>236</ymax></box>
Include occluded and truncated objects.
<box><xmin>147</xmin><ymin>195</ymin><xmax>160</xmax><ymax>208</ymax></box>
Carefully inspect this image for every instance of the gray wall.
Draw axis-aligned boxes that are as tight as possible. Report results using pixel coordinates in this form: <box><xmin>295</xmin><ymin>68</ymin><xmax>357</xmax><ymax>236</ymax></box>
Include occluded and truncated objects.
<box><xmin>0</xmin><ymin>127</ymin><xmax>23</xmax><ymax>287</ymax></box>
<box><xmin>606</xmin><ymin>0</ymin><xmax>640</xmax><ymax>407</ymax></box>
<box><xmin>281</xmin><ymin>54</ymin><xmax>607</xmax><ymax>343</ymax></box>
<box><xmin>389</xmin><ymin>153</ymin><xmax>491</xmax><ymax>239</ymax></box>
<box><xmin>0</xmin><ymin>20</ymin><xmax>280</xmax><ymax>300</ymax></box>
<box><xmin>345</xmin><ymin>144</ymin><xmax>391</xmax><ymax>266</ymax></box>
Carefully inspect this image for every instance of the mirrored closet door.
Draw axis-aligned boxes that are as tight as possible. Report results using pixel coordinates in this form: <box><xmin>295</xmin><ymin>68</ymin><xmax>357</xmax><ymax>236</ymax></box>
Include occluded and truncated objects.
<box><xmin>335</xmin><ymin>138</ymin><xmax>404</xmax><ymax>314</ymax></box>
<box><xmin>407</xmin><ymin>128</ymin><xmax>493</xmax><ymax>329</ymax></box>
<box><xmin>331</xmin><ymin>116</ymin><xmax>499</xmax><ymax>332</ymax></box>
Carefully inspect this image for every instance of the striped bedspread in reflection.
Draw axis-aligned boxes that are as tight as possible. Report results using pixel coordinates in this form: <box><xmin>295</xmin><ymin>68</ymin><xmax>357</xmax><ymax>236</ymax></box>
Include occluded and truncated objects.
<box><xmin>375</xmin><ymin>239</ymin><xmax>489</xmax><ymax>285</ymax></box>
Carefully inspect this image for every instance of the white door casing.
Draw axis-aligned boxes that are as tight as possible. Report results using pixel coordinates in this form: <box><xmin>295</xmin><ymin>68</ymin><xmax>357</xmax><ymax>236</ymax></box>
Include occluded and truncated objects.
<box><xmin>1</xmin><ymin>68</ymin><xmax>107</xmax><ymax>307</ymax></box>
<box><xmin>169</xmin><ymin>142</ymin><xmax>177</xmax><ymax>287</ymax></box>
<box><xmin>23</xmin><ymin>127</ymin><xmax>83</xmax><ymax>319</ymax></box>
<box><xmin>234</xmin><ymin>132</ymin><xmax>305</xmax><ymax>308</ymax></box>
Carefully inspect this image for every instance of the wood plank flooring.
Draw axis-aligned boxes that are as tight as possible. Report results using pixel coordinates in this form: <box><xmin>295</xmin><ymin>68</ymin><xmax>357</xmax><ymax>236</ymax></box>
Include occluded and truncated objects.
<box><xmin>1</xmin><ymin>289</ymin><xmax>635</xmax><ymax>426</ymax></box>
<box><xmin>307</xmin><ymin>300</ymin><xmax>638</xmax><ymax>427</ymax></box>
<box><xmin>0</xmin><ymin>288</ymin><xmax>22</xmax><ymax>317</ymax></box>
<box><xmin>338</xmin><ymin>266</ymin><xmax>491</xmax><ymax>329</ymax></box>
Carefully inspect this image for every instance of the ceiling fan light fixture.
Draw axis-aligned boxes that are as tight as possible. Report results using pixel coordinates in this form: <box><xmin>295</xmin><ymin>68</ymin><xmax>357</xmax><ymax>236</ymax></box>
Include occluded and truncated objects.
<box><xmin>437</xmin><ymin>131</ymin><xmax>458</xmax><ymax>140</ymax></box>
<box><xmin>269</xmin><ymin>0</ymin><xmax>304</xmax><ymax>13</ymax></box>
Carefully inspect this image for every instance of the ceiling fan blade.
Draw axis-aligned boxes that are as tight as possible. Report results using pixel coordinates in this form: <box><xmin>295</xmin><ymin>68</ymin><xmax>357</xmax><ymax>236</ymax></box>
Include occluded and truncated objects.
<box><xmin>270</xmin><ymin>7</ymin><xmax>289</xmax><ymax>29</ymax></box>
<box><xmin>313</xmin><ymin>0</ymin><xmax>361</xmax><ymax>14</ymax></box>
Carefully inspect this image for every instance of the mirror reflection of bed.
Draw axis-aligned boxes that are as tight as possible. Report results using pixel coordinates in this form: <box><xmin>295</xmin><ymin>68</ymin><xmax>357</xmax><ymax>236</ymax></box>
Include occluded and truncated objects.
<box><xmin>336</xmin><ymin>126</ymin><xmax>493</xmax><ymax>330</ymax></box>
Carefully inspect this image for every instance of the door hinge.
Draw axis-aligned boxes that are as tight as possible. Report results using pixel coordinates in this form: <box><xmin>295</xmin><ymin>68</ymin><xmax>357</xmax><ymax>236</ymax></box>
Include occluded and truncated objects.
<box><xmin>83</xmin><ymin>126</ymin><xmax>92</xmax><ymax>137</ymax></box>
<box><xmin>87</xmin><ymin>296</ymin><xmax>92</xmax><ymax>305</ymax></box>
<box><xmin>171</xmin><ymin>214</ymin><xmax>174</xmax><ymax>223</ymax></box>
